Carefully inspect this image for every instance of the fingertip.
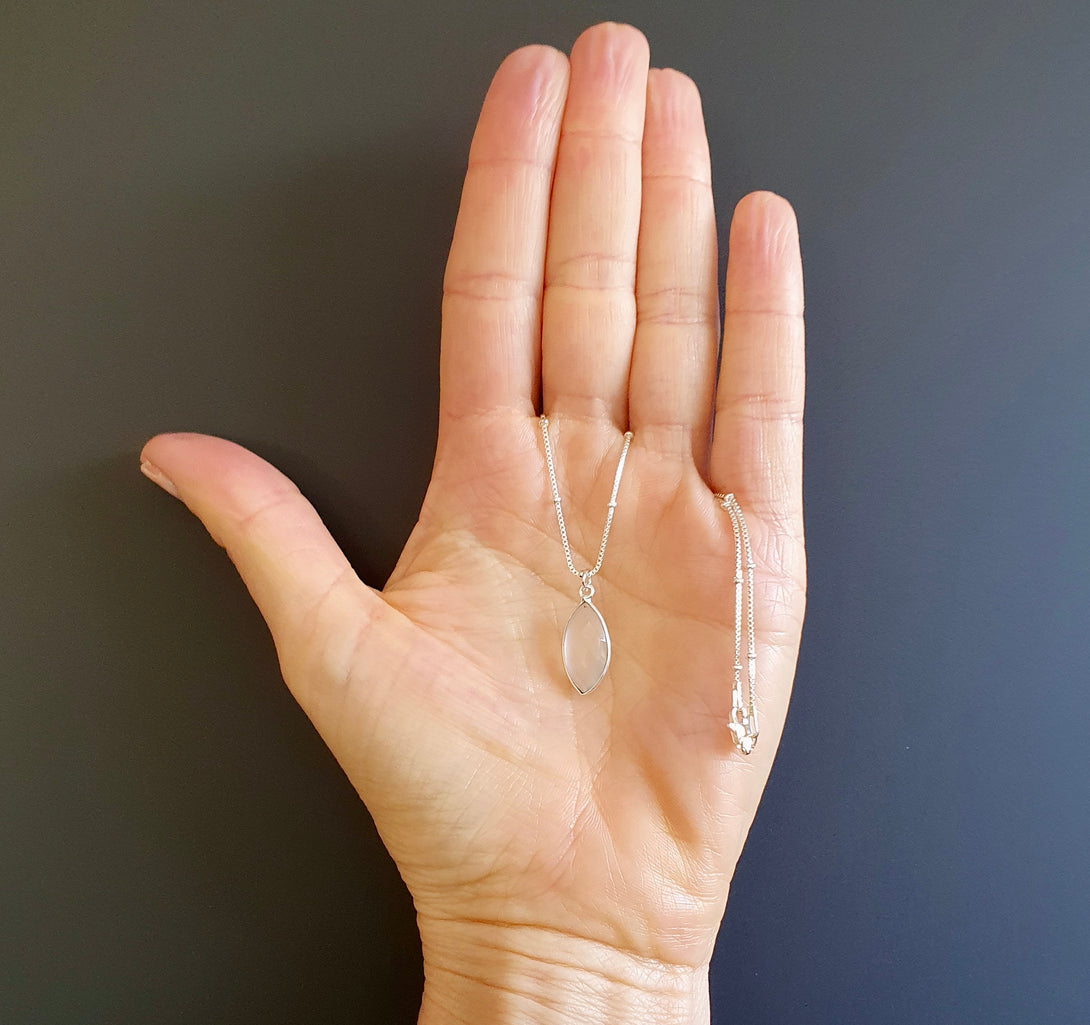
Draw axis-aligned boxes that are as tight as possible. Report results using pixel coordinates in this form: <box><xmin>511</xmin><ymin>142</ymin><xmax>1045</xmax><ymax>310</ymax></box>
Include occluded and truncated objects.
<box><xmin>726</xmin><ymin>191</ymin><xmax>803</xmax><ymax>315</ymax></box>
<box><xmin>138</xmin><ymin>433</ymin><xmax>301</xmax><ymax>514</ymax></box>
<box><xmin>644</xmin><ymin>67</ymin><xmax>707</xmax><ymax>157</ymax></box>
<box><xmin>490</xmin><ymin>43</ymin><xmax>569</xmax><ymax>103</ymax></box>
<box><xmin>647</xmin><ymin>66</ymin><xmax>701</xmax><ymax>107</ymax></box>
<box><xmin>498</xmin><ymin>43</ymin><xmax>568</xmax><ymax>77</ymax></box>
<box><xmin>139</xmin><ymin>433</ymin><xmax>192</xmax><ymax>498</ymax></box>
<box><xmin>476</xmin><ymin>44</ymin><xmax>569</xmax><ymax>154</ymax></box>
<box><xmin>138</xmin><ymin>432</ymin><xmax>223</xmax><ymax>492</ymax></box>
<box><xmin>570</xmin><ymin>21</ymin><xmax>650</xmax><ymax>74</ymax></box>
<box><xmin>139</xmin><ymin>431</ymin><xmax>201</xmax><ymax>467</ymax></box>
<box><xmin>732</xmin><ymin>191</ymin><xmax>800</xmax><ymax>247</ymax></box>
<box><xmin>573</xmin><ymin>21</ymin><xmax>650</xmax><ymax>51</ymax></box>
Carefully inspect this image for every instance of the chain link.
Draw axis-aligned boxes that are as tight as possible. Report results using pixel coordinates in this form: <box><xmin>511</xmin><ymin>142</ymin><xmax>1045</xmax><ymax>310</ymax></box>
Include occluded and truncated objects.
<box><xmin>715</xmin><ymin>492</ymin><xmax>759</xmax><ymax>751</ymax></box>
<box><xmin>539</xmin><ymin>416</ymin><xmax>633</xmax><ymax>582</ymax></box>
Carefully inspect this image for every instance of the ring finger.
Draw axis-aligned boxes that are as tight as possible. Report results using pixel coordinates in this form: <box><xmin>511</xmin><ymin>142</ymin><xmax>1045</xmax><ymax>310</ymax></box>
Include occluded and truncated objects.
<box><xmin>627</xmin><ymin>68</ymin><xmax>718</xmax><ymax>466</ymax></box>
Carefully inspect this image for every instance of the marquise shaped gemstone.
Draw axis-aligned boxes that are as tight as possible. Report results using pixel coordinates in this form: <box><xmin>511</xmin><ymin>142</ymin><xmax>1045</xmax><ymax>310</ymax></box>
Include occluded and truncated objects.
<box><xmin>562</xmin><ymin>600</ymin><xmax>611</xmax><ymax>695</ymax></box>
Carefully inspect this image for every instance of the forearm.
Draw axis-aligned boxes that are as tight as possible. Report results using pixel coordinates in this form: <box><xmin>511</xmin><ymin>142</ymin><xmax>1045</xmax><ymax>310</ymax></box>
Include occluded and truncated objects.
<box><xmin>418</xmin><ymin>918</ymin><xmax>711</xmax><ymax>1025</ymax></box>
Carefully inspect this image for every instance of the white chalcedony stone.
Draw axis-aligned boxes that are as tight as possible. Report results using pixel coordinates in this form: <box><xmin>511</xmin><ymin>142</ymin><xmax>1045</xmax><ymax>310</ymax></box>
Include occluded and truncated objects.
<box><xmin>562</xmin><ymin>600</ymin><xmax>610</xmax><ymax>695</ymax></box>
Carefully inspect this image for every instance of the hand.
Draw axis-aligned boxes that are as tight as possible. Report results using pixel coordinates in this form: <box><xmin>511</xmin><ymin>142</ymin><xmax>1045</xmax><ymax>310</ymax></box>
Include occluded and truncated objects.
<box><xmin>140</xmin><ymin>22</ymin><xmax>805</xmax><ymax>1025</ymax></box>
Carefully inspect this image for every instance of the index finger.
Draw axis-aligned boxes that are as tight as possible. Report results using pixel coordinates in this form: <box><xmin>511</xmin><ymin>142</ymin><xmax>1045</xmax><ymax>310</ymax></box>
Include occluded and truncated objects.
<box><xmin>439</xmin><ymin>46</ymin><xmax>569</xmax><ymax>425</ymax></box>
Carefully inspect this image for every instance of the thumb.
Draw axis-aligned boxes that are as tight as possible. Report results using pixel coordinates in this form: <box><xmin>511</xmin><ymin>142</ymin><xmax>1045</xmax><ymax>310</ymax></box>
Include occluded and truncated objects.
<box><xmin>138</xmin><ymin>432</ymin><xmax>392</xmax><ymax>734</ymax></box>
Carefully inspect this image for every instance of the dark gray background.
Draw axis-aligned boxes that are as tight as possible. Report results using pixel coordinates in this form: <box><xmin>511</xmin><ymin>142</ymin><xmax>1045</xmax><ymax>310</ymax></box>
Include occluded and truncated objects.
<box><xmin>3</xmin><ymin>1</ymin><xmax>1088</xmax><ymax>1022</ymax></box>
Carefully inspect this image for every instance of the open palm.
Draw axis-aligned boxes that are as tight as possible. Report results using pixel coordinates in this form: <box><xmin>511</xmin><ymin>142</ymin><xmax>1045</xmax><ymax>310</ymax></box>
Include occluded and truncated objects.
<box><xmin>141</xmin><ymin>23</ymin><xmax>804</xmax><ymax>1019</ymax></box>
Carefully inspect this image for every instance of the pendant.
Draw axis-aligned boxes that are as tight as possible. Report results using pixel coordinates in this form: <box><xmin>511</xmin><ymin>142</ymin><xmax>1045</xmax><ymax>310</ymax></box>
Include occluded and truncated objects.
<box><xmin>562</xmin><ymin>598</ymin><xmax>611</xmax><ymax>695</ymax></box>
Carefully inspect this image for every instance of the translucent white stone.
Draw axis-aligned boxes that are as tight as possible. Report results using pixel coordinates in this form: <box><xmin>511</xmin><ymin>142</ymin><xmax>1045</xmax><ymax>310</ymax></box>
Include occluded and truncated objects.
<box><xmin>562</xmin><ymin>600</ymin><xmax>610</xmax><ymax>695</ymax></box>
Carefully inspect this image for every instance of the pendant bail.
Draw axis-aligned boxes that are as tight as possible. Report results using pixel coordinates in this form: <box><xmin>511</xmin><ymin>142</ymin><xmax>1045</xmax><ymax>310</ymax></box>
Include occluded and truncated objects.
<box><xmin>578</xmin><ymin>572</ymin><xmax>595</xmax><ymax>602</ymax></box>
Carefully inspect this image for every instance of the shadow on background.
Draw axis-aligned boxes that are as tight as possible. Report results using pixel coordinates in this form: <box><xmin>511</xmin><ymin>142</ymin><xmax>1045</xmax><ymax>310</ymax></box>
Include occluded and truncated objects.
<box><xmin>2</xmin><ymin>145</ymin><xmax>462</xmax><ymax>1023</ymax></box>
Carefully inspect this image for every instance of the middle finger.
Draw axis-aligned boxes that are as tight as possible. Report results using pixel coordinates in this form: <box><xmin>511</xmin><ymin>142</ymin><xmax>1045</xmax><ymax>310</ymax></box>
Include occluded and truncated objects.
<box><xmin>541</xmin><ymin>23</ymin><xmax>650</xmax><ymax>427</ymax></box>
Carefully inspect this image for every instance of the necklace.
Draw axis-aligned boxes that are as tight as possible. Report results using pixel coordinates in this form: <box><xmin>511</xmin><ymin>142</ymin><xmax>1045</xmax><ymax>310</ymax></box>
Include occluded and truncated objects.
<box><xmin>539</xmin><ymin>416</ymin><xmax>633</xmax><ymax>694</ymax></box>
<box><xmin>538</xmin><ymin>418</ymin><xmax>759</xmax><ymax>753</ymax></box>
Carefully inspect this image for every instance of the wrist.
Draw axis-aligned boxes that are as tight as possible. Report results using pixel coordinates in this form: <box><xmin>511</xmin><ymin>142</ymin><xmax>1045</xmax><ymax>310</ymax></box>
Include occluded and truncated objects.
<box><xmin>417</xmin><ymin>917</ymin><xmax>710</xmax><ymax>1025</ymax></box>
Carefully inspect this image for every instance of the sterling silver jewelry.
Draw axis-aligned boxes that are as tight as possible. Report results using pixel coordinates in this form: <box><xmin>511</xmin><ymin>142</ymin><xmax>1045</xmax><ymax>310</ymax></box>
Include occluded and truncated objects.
<box><xmin>539</xmin><ymin>416</ymin><xmax>633</xmax><ymax>695</ymax></box>
<box><xmin>714</xmin><ymin>492</ymin><xmax>759</xmax><ymax>754</ymax></box>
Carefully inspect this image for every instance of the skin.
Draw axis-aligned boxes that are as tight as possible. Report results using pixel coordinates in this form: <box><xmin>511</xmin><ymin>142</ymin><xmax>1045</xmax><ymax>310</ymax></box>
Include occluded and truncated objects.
<box><xmin>140</xmin><ymin>23</ymin><xmax>805</xmax><ymax>1025</ymax></box>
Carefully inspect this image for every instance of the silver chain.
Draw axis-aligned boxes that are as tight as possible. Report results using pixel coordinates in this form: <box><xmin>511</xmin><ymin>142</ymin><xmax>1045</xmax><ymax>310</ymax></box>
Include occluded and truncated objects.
<box><xmin>539</xmin><ymin>416</ymin><xmax>633</xmax><ymax>591</ymax></box>
<box><xmin>539</xmin><ymin>415</ymin><xmax>756</xmax><ymax>752</ymax></box>
<box><xmin>715</xmin><ymin>492</ymin><xmax>759</xmax><ymax>754</ymax></box>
